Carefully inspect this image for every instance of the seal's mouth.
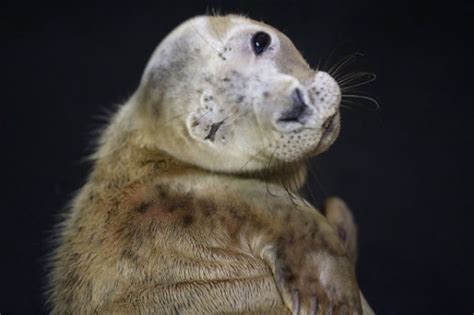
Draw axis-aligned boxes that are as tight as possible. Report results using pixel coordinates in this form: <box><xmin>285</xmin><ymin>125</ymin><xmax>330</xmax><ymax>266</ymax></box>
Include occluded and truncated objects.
<box><xmin>321</xmin><ymin>114</ymin><xmax>337</xmax><ymax>138</ymax></box>
<box><xmin>315</xmin><ymin>113</ymin><xmax>337</xmax><ymax>153</ymax></box>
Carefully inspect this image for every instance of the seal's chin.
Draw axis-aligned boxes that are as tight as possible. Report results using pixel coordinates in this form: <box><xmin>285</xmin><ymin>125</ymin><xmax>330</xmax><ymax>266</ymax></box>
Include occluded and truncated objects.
<box><xmin>261</xmin><ymin>111</ymin><xmax>340</xmax><ymax>166</ymax></box>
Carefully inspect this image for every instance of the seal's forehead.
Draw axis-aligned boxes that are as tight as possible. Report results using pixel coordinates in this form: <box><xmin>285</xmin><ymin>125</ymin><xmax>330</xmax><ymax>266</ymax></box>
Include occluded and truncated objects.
<box><xmin>203</xmin><ymin>15</ymin><xmax>279</xmax><ymax>39</ymax></box>
<box><xmin>223</xmin><ymin>15</ymin><xmax>312</xmax><ymax>78</ymax></box>
<box><xmin>205</xmin><ymin>15</ymin><xmax>236</xmax><ymax>38</ymax></box>
<box><xmin>189</xmin><ymin>15</ymin><xmax>300</xmax><ymax>51</ymax></box>
<box><xmin>183</xmin><ymin>15</ymin><xmax>312</xmax><ymax>78</ymax></box>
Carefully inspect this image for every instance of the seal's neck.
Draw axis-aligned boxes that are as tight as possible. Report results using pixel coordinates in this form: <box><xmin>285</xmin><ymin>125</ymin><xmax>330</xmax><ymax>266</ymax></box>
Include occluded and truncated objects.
<box><xmin>89</xmin><ymin>101</ymin><xmax>308</xmax><ymax>192</ymax></box>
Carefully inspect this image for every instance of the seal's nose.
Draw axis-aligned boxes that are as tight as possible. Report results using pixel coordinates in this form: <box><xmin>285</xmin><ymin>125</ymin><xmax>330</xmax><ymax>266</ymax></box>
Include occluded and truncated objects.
<box><xmin>278</xmin><ymin>88</ymin><xmax>312</xmax><ymax>123</ymax></box>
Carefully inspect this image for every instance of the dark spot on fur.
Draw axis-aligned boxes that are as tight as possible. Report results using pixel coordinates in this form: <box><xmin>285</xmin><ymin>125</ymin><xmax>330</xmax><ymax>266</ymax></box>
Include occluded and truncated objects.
<box><xmin>263</xmin><ymin>91</ymin><xmax>270</xmax><ymax>98</ymax></box>
<box><xmin>135</xmin><ymin>202</ymin><xmax>150</xmax><ymax>214</ymax></box>
<box><xmin>223</xmin><ymin>77</ymin><xmax>230</xmax><ymax>82</ymax></box>
<box><xmin>182</xmin><ymin>215</ymin><xmax>194</xmax><ymax>227</ymax></box>
<box><xmin>280</xmin><ymin>265</ymin><xmax>296</xmax><ymax>282</ymax></box>
<box><xmin>153</xmin><ymin>185</ymin><xmax>196</xmax><ymax>214</ymax></box>
<box><xmin>337</xmin><ymin>227</ymin><xmax>347</xmax><ymax>242</ymax></box>
<box><xmin>198</xmin><ymin>199</ymin><xmax>216</xmax><ymax>216</ymax></box>
<box><xmin>236</xmin><ymin>95</ymin><xmax>244</xmax><ymax>103</ymax></box>
<box><xmin>121</xmin><ymin>248</ymin><xmax>139</xmax><ymax>262</ymax></box>
<box><xmin>156</xmin><ymin>185</ymin><xmax>169</xmax><ymax>198</ymax></box>
<box><xmin>105</xmin><ymin>208</ymin><xmax>114</xmax><ymax>224</ymax></box>
<box><xmin>227</xmin><ymin>205</ymin><xmax>245</xmax><ymax>222</ymax></box>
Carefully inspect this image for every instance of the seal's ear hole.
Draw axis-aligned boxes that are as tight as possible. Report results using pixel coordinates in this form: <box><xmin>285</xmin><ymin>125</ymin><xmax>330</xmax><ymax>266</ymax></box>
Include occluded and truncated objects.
<box><xmin>251</xmin><ymin>32</ymin><xmax>271</xmax><ymax>55</ymax></box>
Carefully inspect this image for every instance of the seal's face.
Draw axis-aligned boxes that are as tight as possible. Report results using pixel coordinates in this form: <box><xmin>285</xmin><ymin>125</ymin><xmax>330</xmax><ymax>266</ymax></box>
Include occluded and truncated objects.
<box><xmin>139</xmin><ymin>15</ymin><xmax>341</xmax><ymax>172</ymax></box>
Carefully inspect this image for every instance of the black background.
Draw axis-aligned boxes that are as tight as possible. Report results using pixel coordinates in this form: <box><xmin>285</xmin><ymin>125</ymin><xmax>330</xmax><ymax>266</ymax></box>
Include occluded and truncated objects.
<box><xmin>2</xmin><ymin>0</ymin><xmax>474</xmax><ymax>314</ymax></box>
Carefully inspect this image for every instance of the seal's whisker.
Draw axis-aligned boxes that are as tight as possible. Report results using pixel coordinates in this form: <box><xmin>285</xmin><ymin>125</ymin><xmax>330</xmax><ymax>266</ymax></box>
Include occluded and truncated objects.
<box><xmin>339</xmin><ymin>103</ymin><xmax>358</xmax><ymax>111</ymax></box>
<box><xmin>196</xmin><ymin>110</ymin><xmax>212</xmax><ymax>121</ymax></box>
<box><xmin>342</xmin><ymin>94</ymin><xmax>380</xmax><ymax>110</ymax></box>
<box><xmin>267</xmin><ymin>150</ymin><xmax>279</xmax><ymax>197</ymax></box>
<box><xmin>336</xmin><ymin>71</ymin><xmax>373</xmax><ymax>85</ymax></box>
<box><xmin>338</xmin><ymin>72</ymin><xmax>377</xmax><ymax>89</ymax></box>
<box><xmin>306</xmin><ymin>160</ymin><xmax>327</xmax><ymax>208</ymax></box>
<box><xmin>224</xmin><ymin>108</ymin><xmax>247</xmax><ymax>125</ymax></box>
<box><xmin>191</xmin><ymin>21</ymin><xmax>221</xmax><ymax>54</ymax></box>
<box><xmin>238</xmin><ymin>143</ymin><xmax>272</xmax><ymax>172</ymax></box>
<box><xmin>278</xmin><ymin>159</ymin><xmax>299</xmax><ymax>208</ymax></box>
<box><xmin>328</xmin><ymin>52</ymin><xmax>364</xmax><ymax>78</ymax></box>
<box><xmin>302</xmin><ymin>160</ymin><xmax>318</xmax><ymax>208</ymax></box>
<box><xmin>206</xmin><ymin>7</ymin><xmax>221</xmax><ymax>17</ymax></box>
<box><xmin>290</xmin><ymin>162</ymin><xmax>307</xmax><ymax>206</ymax></box>
<box><xmin>321</xmin><ymin>44</ymin><xmax>347</xmax><ymax>72</ymax></box>
<box><xmin>341</xmin><ymin>99</ymin><xmax>376</xmax><ymax>111</ymax></box>
<box><xmin>161</xmin><ymin>110</ymin><xmax>195</xmax><ymax>126</ymax></box>
<box><xmin>208</xmin><ymin>11</ymin><xmax>225</xmax><ymax>48</ymax></box>
<box><xmin>339</xmin><ymin>73</ymin><xmax>376</xmax><ymax>90</ymax></box>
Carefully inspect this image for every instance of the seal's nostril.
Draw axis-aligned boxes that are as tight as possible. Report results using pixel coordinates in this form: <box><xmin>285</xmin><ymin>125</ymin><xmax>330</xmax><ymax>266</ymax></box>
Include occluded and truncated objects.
<box><xmin>278</xmin><ymin>88</ymin><xmax>309</xmax><ymax>123</ymax></box>
<box><xmin>294</xmin><ymin>88</ymin><xmax>306</xmax><ymax>108</ymax></box>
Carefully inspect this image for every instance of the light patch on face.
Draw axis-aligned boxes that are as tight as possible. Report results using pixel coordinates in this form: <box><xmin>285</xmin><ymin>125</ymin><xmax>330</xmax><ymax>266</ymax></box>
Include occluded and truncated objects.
<box><xmin>266</xmin><ymin>71</ymin><xmax>341</xmax><ymax>162</ymax></box>
<box><xmin>187</xmin><ymin>90</ymin><xmax>232</xmax><ymax>145</ymax></box>
<box><xmin>139</xmin><ymin>15</ymin><xmax>343</xmax><ymax>172</ymax></box>
<box><xmin>309</xmin><ymin>72</ymin><xmax>342</xmax><ymax>118</ymax></box>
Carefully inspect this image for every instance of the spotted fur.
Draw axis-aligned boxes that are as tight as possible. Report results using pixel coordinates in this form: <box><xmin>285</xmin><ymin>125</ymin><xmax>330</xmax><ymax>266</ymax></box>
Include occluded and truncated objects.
<box><xmin>48</xmin><ymin>14</ymin><xmax>373</xmax><ymax>315</ymax></box>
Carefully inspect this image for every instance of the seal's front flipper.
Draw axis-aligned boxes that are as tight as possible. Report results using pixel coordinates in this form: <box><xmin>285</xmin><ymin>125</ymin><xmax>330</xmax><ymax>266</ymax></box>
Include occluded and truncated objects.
<box><xmin>323</xmin><ymin>197</ymin><xmax>358</xmax><ymax>264</ymax></box>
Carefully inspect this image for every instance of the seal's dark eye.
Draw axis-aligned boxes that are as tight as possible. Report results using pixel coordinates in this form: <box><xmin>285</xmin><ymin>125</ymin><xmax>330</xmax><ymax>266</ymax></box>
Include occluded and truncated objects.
<box><xmin>251</xmin><ymin>32</ymin><xmax>271</xmax><ymax>55</ymax></box>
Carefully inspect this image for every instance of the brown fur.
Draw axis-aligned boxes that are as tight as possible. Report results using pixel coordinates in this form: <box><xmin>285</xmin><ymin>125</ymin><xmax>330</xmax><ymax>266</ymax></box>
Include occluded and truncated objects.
<box><xmin>48</xmin><ymin>128</ymin><xmax>362</xmax><ymax>314</ymax></box>
<box><xmin>48</xmin><ymin>15</ymin><xmax>370</xmax><ymax>315</ymax></box>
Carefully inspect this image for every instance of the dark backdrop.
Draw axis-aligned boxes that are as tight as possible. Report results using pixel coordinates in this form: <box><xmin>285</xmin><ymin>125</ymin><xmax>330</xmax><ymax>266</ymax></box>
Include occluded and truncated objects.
<box><xmin>2</xmin><ymin>0</ymin><xmax>473</xmax><ymax>314</ymax></box>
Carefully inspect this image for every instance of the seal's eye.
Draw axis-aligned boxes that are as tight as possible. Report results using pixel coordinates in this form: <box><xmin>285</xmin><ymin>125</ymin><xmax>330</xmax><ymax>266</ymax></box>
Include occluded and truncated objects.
<box><xmin>251</xmin><ymin>32</ymin><xmax>271</xmax><ymax>55</ymax></box>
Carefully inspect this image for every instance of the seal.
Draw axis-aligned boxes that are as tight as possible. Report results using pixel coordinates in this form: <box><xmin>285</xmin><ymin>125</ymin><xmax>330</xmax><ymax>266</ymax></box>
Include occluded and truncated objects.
<box><xmin>48</xmin><ymin>14</ymin><xmax>374</xmax><ymax>314</ymax></box>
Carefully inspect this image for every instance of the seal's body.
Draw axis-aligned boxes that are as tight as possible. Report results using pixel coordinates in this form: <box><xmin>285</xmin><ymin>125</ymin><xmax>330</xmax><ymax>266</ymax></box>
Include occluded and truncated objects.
<box><xmin>49</xmin><ymin>15</ymin><xmax>372</xmax><ymax>314</ymax></box>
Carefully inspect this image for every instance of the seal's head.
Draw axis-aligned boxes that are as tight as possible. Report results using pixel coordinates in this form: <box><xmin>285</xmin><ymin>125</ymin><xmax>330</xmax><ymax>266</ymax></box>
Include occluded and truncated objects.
<box><xmin>135</xmin><ymin>15</ymin><xmax>341</xmax><ymax>173</ymax></box>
